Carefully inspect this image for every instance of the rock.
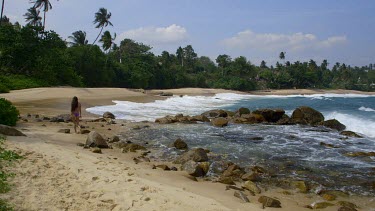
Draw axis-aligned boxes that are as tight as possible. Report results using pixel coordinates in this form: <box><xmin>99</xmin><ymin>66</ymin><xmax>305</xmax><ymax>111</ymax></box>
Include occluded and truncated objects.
<box><xmin>50</xmin><ymin>114</ymin><xmax>71</xmax><ymax>122</ymax></box>
<box><xmin>322</xmin><ymin>193</ymin><xmax>336</xmax><ymax>201</ymax></box>
<box><xmin>80</xmin><ymin>129</ymin><xmax>91</xmax><ymax>134</ymax></box>
<box><xmin>243</xmin><ymin>181</ymin><xmax>261</xmax><ymax>194</ymax></box>
<box><xmin>236</xmin><ymin>107</ymin><xmax>251</xmax><ymax>116</ymax></box>
<box><xmin>156</xmin><ymin>164</ymin><xmax>170</xmax><ymax>171</ymax></box>
<box><xmin>222</xmin><ymin>164</ymin><xmax>245</xmax><ymax>179</ymax></box>
<box><xmin>43</xmin><ymin>116</ymin><xmax>50</xmax><ymax>121</ymax></box>
<box><xmin>241</xmin><ymin>172</ymin><xmax>261</xmax><ymax>182</ymax></box>
<box><xmin>170</xmin><ymin>167</ymin><xmax>178</xmax><ymax>171</ymax></box>
<box><xmin>209</xmin><ymin>161</ymin><xmax>232</xmax><ymax>174</ymax></box>
<box><xmin>219</xmin><ymin>176</ymin><xmax>235</xmax><ymax>185</ymax></box>
<box><xmin>211</xmin><ymin>117</ymin><xmax>228</xmax><ymax>127</ymax></box>
<box><xmin>109</xmin><ymin>135</ymin><xmax>120</xmax><ymax>143</ymax></box>
<box><xmin>58</xmin><ymin>128</ymin><xmax>70</xmax><ymax>134</ymax></box>
<box><xmin>345</xmin><ymin>151</ymin><xmax>375</xmax><ymax>157</ymax></box>
<box><xmin>160</xmin><ymin>92</ymin><xmax>173</xmax><ymax>96</ymax></box>
<box><xmin>91</xmin><ymin>148</ymin><xmax>102</xmax><ymax>153</ymax></box>
<box><xmin>122</xmin><ymin>144</ymin><xmax>146</xmax><ymax>152</ymax></box>
<box><xmin>76</xmin><ymin>143</ymin><xmax>85</xmax><ymax>147</ymax></box>
<box><xmin>240</xmin><ymin>114</ymin><xmax>266</xmax><ymax>124</ymax></box>
<box><xmin>338</xmin><ymin>207</ymin><xmax>357</xmax><ymax>211</ymax></box>
<box><xmin>251</xmin><ymin>166</ymin><xmax>267</xmax><ymax>174</ymax></box>
<box><xmin>155</xmin><ymin>115</ymin><xmax>178</xmax><ymax>124</ymax></box>
<box><xmin>291</xmin><ymin>106</ymin><xmax>324</xmax><ymax>125</ymax></box>
<box><xmin>276</xmin><ymin>114</ymin><xmax>292</xmax><ymax>125</ymax></box>
<box><xmin>0</xmin><ymin>124</ymin><xmax>26</xmax><ymax>136</ymax></box>
<box><xmin>234</xmin><ymin>191</ymin><xmax>250</xmax><ymax>203</ymax></box>
<box><xmin>103</xmin><ymin>112</ymin><xmax>115</xmax><ymax>119</ymax></box>
<box><xmin>181</xmin><ymin>160</ymin><xmax>205</xmax><ymax>177</ymax></box>
<box><xmin>201</xmin><ymin>109</ymin><xmax>229</xmax><ymax>118</ymax></box>
<box><xmin>312</xmin><ymin>202</ymin><xmax>334</xmax><ymax>209</ymax></box>
<box><xmin>336</xmin><ymin>201</ymin><xmax>357</xmax><ymax>209</ymax></box>
<box><xmin>191</xmin><ymin>115</ymin><xmax>210</xmax><ymax>122</ymax></box>
<box><xmin>85</xmin><ymin>131</ymin><xmax>109</xmax><ymax>148</ymax></box>
<box><xmin>340</xmin><ymin>131</ymin><xmax>363</xmax><ymax>138</ymax></box>
<box><xmin>252</xmin><ymin>109</ymin><xmax>285</xmax><ymax>122</ymax></box>
<box><xmin>198</xmin><ymin>162</ymin><xmax>210</xmax><ymax>175</ymax></box>
<box><xmin>318</xmin><ymin>190</ymin><xmax>349</xmax><ymax>198</ymax></box>
<box><xmin>173</xmin><ymin>138</ymin><xmax>188</xmax><ymax>150</ymax></box>
<box><xmin>320</xmin><ymin>142</ymin><xmax>338</xmax><ymax>148</ymax></box>
<box><xmin>320</xmin><ymin>119</ymin><xmax>346</xmax><ymax>131</ymax></box>
<box><xmin>174</xmin><ymin>148</ymin><xmax>208</xmax><ymax>164</ymax></box>
<box><xmin>258</xmin><ymin>196</ymin><xmax>281</xmax><ymax>208</ymax></box>
<box><xmin>291</xmin><ymin>181</ymin><xmax>309</xmax><ymax>193</ymax></box>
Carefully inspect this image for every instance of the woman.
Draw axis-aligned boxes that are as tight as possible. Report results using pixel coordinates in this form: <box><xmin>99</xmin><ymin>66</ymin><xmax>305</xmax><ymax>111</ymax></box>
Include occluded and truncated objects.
<box><xmin>71</xmin><ymin>96</ymin><xmax>82</xmax><ymax>133</ymax></box>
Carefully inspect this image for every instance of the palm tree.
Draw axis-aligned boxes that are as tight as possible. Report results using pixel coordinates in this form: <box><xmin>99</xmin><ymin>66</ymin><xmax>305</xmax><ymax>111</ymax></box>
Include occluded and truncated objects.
<box><xmin>24</xmin><ymin>7</ymin><xmax>42</xmax><ymax>27</ymax></box>
<box><xmin>99</xmin><ymin>30</ymin><xmax>116</xmax><ymax>52</ymax></box>
<box><xmin>279</xmin><ymin>52</ymin><xmax>285</xmax><ymax>61</ymax></box>
<box><xmin>92</xmin><ymin>8</ymin><xmax>113</xmax><ymax>45</ymax></box>
<box><xmin>0</xmin><ymin>0</ymin><xmax>5</xmax><ymax>25</ymax></box>
<box><xmin>68</xmin><ymin>30</ymin><xmax>88</xmax><ymax>46</ymax></box>
<box><xmin>32</xmin><ymin>0</ymin><xmax>58</xmax><ymax>30</ymax></box>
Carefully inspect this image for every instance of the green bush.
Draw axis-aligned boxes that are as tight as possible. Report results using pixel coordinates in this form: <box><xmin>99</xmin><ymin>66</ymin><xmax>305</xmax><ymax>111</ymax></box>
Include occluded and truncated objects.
<box><xmin>0</xmin><ymin>84</ymin><xmax>9</xmax><ymax>94</ymax></box>
<box><xmin>0</xmin><ymin>98</ymin><xmax>19</xmax><ymax>126</ymax></box>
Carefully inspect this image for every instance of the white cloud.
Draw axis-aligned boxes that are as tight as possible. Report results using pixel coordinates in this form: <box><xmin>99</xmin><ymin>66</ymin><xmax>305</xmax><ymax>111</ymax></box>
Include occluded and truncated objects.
<box><xmin>117</xmin><ymin>24</ymin><xmax>188</xmax><ymax>45</ymax></box>
<box><xmin>221</xmin><ymin>30</ymin><xmax>347</xmax><ymax>51</ymax></box>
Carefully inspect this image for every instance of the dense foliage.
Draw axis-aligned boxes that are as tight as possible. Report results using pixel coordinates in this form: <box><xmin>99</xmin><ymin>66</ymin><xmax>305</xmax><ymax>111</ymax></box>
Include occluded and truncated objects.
<box><xmin>0</xmin><ymin>98</ymin><xmax>19</xmax><ymax>126</ymax></box>
<box><xmin>0</xmin><ymin>20</ymin><xmax>374</xmax><ymax>93</ymax></box>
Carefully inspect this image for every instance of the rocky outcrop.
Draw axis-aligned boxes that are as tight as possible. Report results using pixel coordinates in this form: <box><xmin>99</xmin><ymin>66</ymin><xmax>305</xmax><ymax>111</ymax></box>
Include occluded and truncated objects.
<box><xmin>258</xmin><ymin>196</ymin><xmax>281</xmax><ymax>208</ymax></box>
<box><xmin>320</xmin><ymin>119</ymin><xmax>346</xmax><ymax>131</ymax></box>
<box><xmin>181</xmin><ymin>160</ymin><xmax>205</xmax><ymax>177</ymax></box>
<box><xmin>174</xmin><ymin>148</ymin><xmax>209</xmax><ymax>164</ymax></box>
<box><xmin>122</xmin><ymin>143</ymin><xmax>146</xmax><ymax>152</ymax></box>
<box><xmin>235</xmin><ymin>107</ymin><xmax>250</xmax><ymax>116</ymax></box>
<box><xmin>340</xmin><ymin>131</ymin><xmax>363</xmax><ymax>138</ymax></box>
<box><xmin>86</xmin><ymin>131</ymin><xmax>109</xmax><ymax>148</ymax></box>
<box><xmin>0</xmin><ymin>124</ymin><xmax>26</xmax><ymax>136</ymax></box>
<box><xmin>243</xmin><ymin>181</ymin><xmax>261</xmax><ymax>194</ymax></box>
<box><xmin>201</xmin><ymin>109</ymin><xmax>229</xmax><ymax>119</ymax></box>
<box><xmin>211</xmin><ymin>117</ymin><xmax>228</xmax><ymax>127</ymax></box>
<box><xmin>291</xmin><ymin>106</ymin><xmax>324</xmax><ymax>125</ymax></box>
<box><xmin>108</xmin><ymin>135</ymin><xmax>120</xmax><ymax>143</ymax></box>
<box><xmin>172</xmin><ymin>138</ymin><xmax>188</xmax><ymax>150</ymax></box>
<box><xmin>103</xmin><ymin>112</ymin><xmax>115</xmax><ymax>119</ymax></box>
<box><xmin>252</xmin><ymin>109</ymin><xmax>285</xmax><ymax>122</ymax></box>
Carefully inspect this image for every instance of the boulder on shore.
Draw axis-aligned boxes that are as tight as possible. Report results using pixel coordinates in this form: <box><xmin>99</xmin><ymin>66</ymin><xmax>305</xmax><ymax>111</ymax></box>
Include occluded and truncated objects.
<box><xmin>173</xmin><ymin>138</ymin><xmax>188</xmax><ymax>150</ymax></box>
<box><xmin>0</xmin><ymin>124</ymin><xmax>26</xmax><ymax>136</ymax></box>
<box><xmin>103</xmin><ymin>112</ymin><xmax>115</xmax><ymax>119</ymax></box>
<box><xmin>201</xmin><ymin>109</ymin><xmax>229</xmax><ymax>119</ymax></box>
<box><xmin>211</xmin><ymin>117</ymin><xmax>228</xmax><ymax>127</ymax></box>
<box><xmin>252</xmin><ymin>109</ymin><xmax>285</xmax><ymax>123</ymax></box>
<box><xmin>86</xmin><ymin>131</ymin><xmax>109</xmax><ymax>148</ymax></box>
<box><xmin>291</xmin><ymin>106</ymin><xmax>324</xmax><ymax>125</ymax></box>
<box><xmin>181</xmin><ymin>160</ymin><xmax>205</xmax><ymax>177</ymax></box>
<box><xmin>174</xmin><ymin>148</ymin><xmax>209</xmax><ymax>164</ymax></box>
<box><xmin>258</xmin><ymin>196</ymin><xmax>281</xmax><ymax>208</ymax></box>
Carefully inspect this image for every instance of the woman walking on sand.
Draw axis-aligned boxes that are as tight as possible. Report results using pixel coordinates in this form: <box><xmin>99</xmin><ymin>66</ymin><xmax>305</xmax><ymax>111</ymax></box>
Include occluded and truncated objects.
<box><xmin>71</xmin><ymin>96</ymin><xmax>82</xmax><ymax>133</ymax></box>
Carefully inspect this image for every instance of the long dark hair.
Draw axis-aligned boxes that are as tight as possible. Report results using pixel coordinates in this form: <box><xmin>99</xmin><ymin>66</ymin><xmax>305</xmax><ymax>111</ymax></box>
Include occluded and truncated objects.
<box><xmin>71</xmin><ymin>96</ymin><xmax>78</xmax><ymax>112</ymax></box>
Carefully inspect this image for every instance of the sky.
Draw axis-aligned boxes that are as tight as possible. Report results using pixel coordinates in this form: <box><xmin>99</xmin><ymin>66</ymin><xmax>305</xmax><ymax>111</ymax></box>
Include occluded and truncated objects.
<box><xmin>5</xmin><ymin>0</ymin><xmax>375</xmax><ymax>67</ymax></box>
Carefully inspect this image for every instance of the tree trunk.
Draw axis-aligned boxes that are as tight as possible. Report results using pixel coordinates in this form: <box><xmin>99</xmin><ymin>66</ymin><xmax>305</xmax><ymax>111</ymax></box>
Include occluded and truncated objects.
<box><xmin>43</xmin><ymin>11</ymin><xmax>46</xmax><ymax>30</ymax></box>
<box><xmin>92</xmin><ymin>26</ymin><xmax>104</xmax><ymax>45</ymax></box>
<box><xmin>0</xmin><ymin>0</ymin><xmax>5</xmax><ymax>25</ymax></box>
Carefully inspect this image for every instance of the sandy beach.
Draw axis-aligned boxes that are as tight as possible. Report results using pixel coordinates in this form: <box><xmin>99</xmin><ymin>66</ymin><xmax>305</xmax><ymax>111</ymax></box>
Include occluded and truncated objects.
<box><xmin>0</xmin><ymin>87</ymin><xmax>374</xmax><ymax>211</ymax></box>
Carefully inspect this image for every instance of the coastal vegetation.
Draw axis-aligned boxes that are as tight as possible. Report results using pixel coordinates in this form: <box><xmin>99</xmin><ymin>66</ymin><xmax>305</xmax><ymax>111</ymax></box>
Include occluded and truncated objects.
<box><xmin>0</xmin><ymin>6</ymin><xmax>374</xmax><ymax>93</ymax></box>
<box><xmin>0</xmin><ymin>98</ymin><xmax>19</xmax><ymax>126</ymax></box>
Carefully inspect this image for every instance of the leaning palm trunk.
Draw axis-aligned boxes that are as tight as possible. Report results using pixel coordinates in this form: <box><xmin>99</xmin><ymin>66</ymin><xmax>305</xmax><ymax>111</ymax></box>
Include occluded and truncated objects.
<box><xmin>0</xmin><ymin>0</ymin><xmax>5</xmax><ymax>25</ymax></box>
<box><xmin>92</xmin><ymin>26</ymin><xmax>104</xmax><ymax>45</ymax></box>
<box><xmin>43</xmin><ymin>10</ymin><xmax>46</xmax><ymax>30</ymax></box>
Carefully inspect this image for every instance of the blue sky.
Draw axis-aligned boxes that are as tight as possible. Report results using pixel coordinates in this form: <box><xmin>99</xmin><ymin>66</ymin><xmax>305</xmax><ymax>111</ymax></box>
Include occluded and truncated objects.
<box><xmin>5</xmin><ymin>0</ymin><xmax>375</xmax><ymax>66</ymax></box>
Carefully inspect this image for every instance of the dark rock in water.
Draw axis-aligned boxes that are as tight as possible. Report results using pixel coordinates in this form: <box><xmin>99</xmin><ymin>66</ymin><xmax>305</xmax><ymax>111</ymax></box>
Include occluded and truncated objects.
<box><xmin>320</xmin><ymin>119</ymin><xmax>346</xmax><ymax>131</ymax></box>
<box><xmin>251</xmin><ymin>166</ymin><xmax>267</xmax><ymax>174</ymax></box>
<box><xmin>338</xmin><ymin>207</ymin><xmax>358</xmax><ymax>211</ymax></box>
<box><xmin>234</xmin><ymin>191</ymin><xmax>250</xmax><ymax>203</ymax></box>
<box><xmin>86</xmin><ymin>131</ymin><xmax>109</xmax><ymax>148</ymax></box>
<box><xmin>103</xmin><ymin>112</ymin><xmax>115</xmax><ymax>119</ymax></box>
<box><xmin>122</xmin><ymin>143</ymin><xmax>146</xmax><ymax>152</ymax></box>
<box><xmin>320</xmin><ymin>142</ymin><xmax>339</xmax><ymax>148</ymax></box>
<box><xmin>291</xmin><ymin>106</ymin><xmax>324</xmax><ymax>125</ymax></box>
<box><xmin>252</xmin><ymin>108</ymin><xmax>285</xmax><ymax>122</ymax></box>
<box><xmin>276</xmin><ymin>114</ymin><xmax>292</xmax><ymax>125</ymax></box>
<box><xmin>155</xmin><ymin>115</ymin><xmax>178</xmax><ymax>124</ymax></box>
<box><xmin>201</xmin><ymin>109</ymin><xmax>229</xmax><ymax>118</ymax></box>
<box><xmin>211</xmin><ymin>117</ymin><xmax>228</xmax><ymax>127</ymax></box>
<box><xmin>189</xmin><ymin>115</ymin><xmax>210</xmax><ymax>122</ymax></box>
<box><xmin>340</xmin><ymin>131</ymin><xmax>363</xmax><ymax>138</ymax></box>
<box><xmin>0</xmin><ymin>124</ymin><xmax>26</xmax><ymax>136</ymax></box>
<box><xmin>240</xmin><ymin>114</ymin><xmax>266</xmax><ymax>124</ymax></box>
<box><xmin>235</xmin><ymin>107</ymin><xmax>251</xmax><ymax>116</ymax></box>
<box><xmin>173</xmin><ymin>138</ymin><xmax>188</xmax><ymax>150</ymax></box>
<box><xmin>50</xmin><ymin>114</ymin><xmax>71</xmax><ymax>122</ymax></box>
<box><xmin>108</xmin><ymin>135</ymin><xmax>120</xmax><ymax>143</ymax></box>
<box><xmin>156</xmin><ymin>164</ymin><xmax>170</xmax><ymax>171</ymax></box>
<box><xmin>58</xmin><ymin>128</ymin><xmax>70</xmax><ymax>134</ymax></box>
<box><xmin>345</xmin><ymin>151</ymin><xmax>375</xmax><ymax>157</ymax></box>
<box><xmin>258</xmin><ymin>196</ymin><xmax>281</xmax><ymax>208</ymax></box>
<box><xmin>174</xmin><ymin>148</ymin><xmax>208</xmax><ymax>164</ymax></box>
<box><xmin>181</xmin><ymin>160</ymin><xmax>205</xmax><ymax>177</ymax></box>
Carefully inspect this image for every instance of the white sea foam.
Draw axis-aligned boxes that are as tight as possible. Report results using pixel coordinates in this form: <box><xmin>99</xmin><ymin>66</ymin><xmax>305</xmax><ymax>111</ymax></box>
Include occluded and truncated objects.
<box><xmin>358</xmin><ymin>106</ymin><xmax>375</xmax><ymax>112</ymax></box>
<box><xmin>325</xmin><ymin>112</ymin><xmax>375</xmax><ymax>138</ymax></box>
<box><xmin>86</xmin><ymin>93</ymin><xmax>249</xmax><ymax>122</ymax></box>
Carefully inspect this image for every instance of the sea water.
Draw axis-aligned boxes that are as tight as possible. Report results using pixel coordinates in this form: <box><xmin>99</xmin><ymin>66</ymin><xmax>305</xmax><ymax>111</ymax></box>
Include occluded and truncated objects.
<box><xmin>87</xmin><ymin>93</ymin><xmax>375</xmax><ymax>195</ymax></box>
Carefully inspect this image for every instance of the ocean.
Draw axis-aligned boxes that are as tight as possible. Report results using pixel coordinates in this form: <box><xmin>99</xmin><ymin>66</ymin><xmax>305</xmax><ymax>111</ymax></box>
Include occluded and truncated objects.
<box><xmin>87</xmin><ymin>93</ymin><xmax>375</xmax><ymax>195</ymax></box>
